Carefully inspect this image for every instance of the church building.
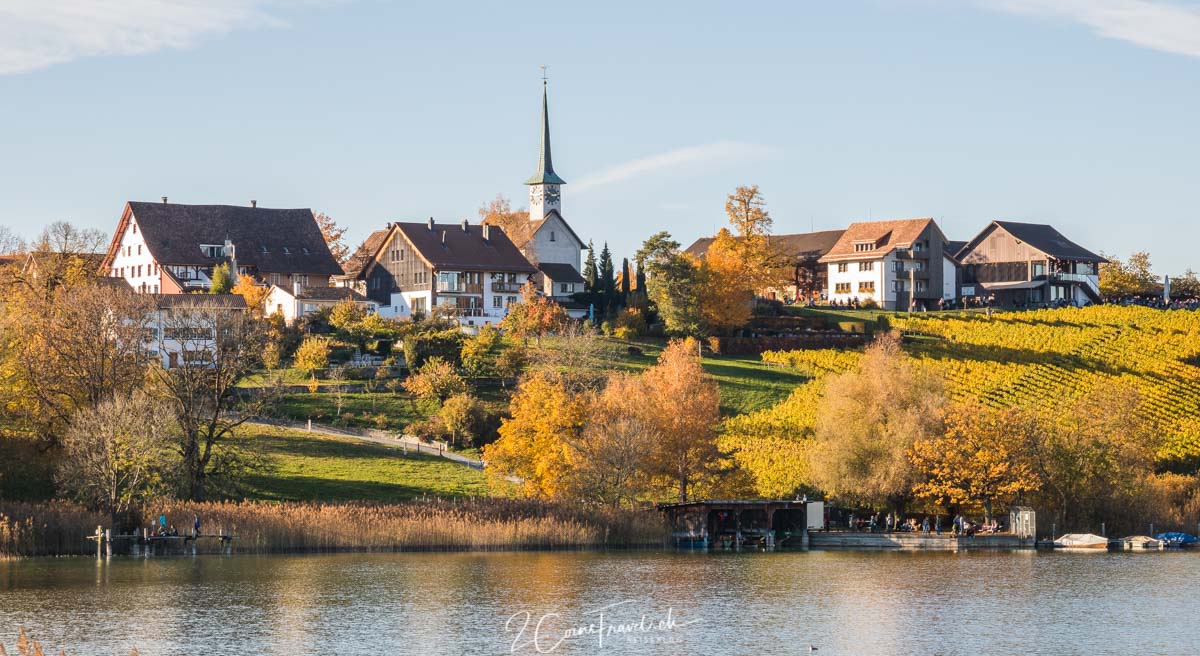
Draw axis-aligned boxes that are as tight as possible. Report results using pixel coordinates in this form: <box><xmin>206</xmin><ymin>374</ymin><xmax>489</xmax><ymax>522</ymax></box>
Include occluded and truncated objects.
<box><xmin>485</xmin><ymin>80</ymin><xmax>587</xmax><ymax>305</ymax></box>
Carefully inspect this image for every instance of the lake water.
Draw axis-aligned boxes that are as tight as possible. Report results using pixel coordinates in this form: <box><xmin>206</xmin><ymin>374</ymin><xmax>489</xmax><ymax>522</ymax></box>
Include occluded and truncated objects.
<box><xmin>1</xmin><ymin>550</ymin><xmax>1197</xmax><ymax>655</ymax></box>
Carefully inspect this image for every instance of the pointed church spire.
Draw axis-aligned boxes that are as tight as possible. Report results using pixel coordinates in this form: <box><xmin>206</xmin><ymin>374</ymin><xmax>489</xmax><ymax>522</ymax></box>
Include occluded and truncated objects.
<box><xmin>525</xmin><ymin>77</ymin><xmax>567</xmax><ymax>186</ymax></box>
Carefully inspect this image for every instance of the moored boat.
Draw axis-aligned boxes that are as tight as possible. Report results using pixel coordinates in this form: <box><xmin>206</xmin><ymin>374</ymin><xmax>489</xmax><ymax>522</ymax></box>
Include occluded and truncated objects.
<box><xmin>1154</xmin><ymin>532</ymin><xmax>1199</xmax><ymax>549</ymax></box>
<box><xmin>1115</xmin><ymin>535</ymin><xmax>1162</xmax><ymax>551</ymax></box>
<box><xmin>1053</xmin><ymin>533</ymin><xmax>1108</xmax><ymax>551</ymax></box>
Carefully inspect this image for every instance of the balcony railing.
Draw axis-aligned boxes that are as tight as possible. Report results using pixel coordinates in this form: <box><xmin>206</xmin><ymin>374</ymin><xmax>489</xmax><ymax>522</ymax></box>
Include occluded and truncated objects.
<box><xmin>436</xmin><ymin>282</ymin><xmax>484</xmax><ymax>294</ymax></box>
<box><xmin>491</xmin><ymin>281</ymin><xmax>526</xmax><ymax>293</ymax></box>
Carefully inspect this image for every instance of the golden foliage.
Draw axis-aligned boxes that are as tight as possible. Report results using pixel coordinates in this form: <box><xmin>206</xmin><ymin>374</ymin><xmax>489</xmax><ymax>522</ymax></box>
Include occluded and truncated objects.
<box><xmin>482</xmin><ymin>371</ymin><xmax>586</xmax><ymax>498</ymax></box>
<box><xmin>908</xmin><ymin>403</ymin><xmax>1041</xmax><ymax>518</ymax></box>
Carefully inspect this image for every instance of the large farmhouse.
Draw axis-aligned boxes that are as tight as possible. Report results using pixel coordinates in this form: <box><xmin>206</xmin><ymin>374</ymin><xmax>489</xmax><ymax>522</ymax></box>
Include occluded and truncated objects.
<box><xmin>100</xmin><ymin>200</ymin><xmax>342</xmax><ymax>294</ymax></box>
<box><xmin>818</xmin><ymin>218</ymin><xmax>957</xmax><ymax>310</ymax></box>
<box><xmin>336</xmin><ymin>218</ymin><xmax>537</xmax><ymax>330</ymax></box>
<box><xmin>955</xmin><ymin>221</ymin><xmax>1104</xmax><ymax>307</ymax></box>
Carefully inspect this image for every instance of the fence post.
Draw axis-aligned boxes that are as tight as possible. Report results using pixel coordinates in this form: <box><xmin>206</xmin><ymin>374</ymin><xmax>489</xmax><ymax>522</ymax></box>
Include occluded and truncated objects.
<box><xmin>104</xmin><ymin>528</ymin><xmax>112</xmax><ymax>557</ymax></box>
<box><xmin>96</xmin><ymin>526</ymin><xmax>102</xmax><ymax>558</ymax></box>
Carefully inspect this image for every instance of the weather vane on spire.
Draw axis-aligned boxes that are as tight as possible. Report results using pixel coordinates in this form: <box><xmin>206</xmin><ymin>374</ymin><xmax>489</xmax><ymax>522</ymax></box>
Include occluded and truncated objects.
<box><xmin>540</xmin><ymin>64</ymin><xmax>547</xmax><ymax>83</ymax></box>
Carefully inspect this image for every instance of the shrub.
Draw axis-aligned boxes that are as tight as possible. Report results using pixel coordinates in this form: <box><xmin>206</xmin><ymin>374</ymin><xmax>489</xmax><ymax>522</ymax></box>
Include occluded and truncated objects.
<box><xmin>403</xmin><ymin>328</ymin><xmax>465</xmax><ymax>369</ymax></box>
<box><xmin>600</xmin><ymin>320</ymin><xmax>614</xmax><ymax>336</ymax></box>
<box><xmin>613</xmin><ymin>326</ymin><xmax>636</xmax><ymax>340</ymax></box>
<box><xmin>613</xmin><ymin>307</ymin><xmax>647</xmax><ymax>336</ymax></box>
<box><xmin>294</xmin><ymin>336</ymin><xmax>331</xmax><ymax>374</ymax></box>
<box><xmin>861</xmin><ymin>298</ymin><xmax>879</xmax><ymax>310</ymax></box>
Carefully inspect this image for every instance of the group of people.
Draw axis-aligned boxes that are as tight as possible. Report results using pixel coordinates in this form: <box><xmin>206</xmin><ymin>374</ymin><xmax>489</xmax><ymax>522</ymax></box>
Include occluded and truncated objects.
<box><xmin>1118</xmin><ymin>295</ymin><xmax>1200</xmax><ymax>311</ymax></box>
<box><xmin>846</xmin><ymin>512</ymin><xmax>1004</xmax><ymax>537</ymax></box>
<box><xmin>151</xmin><ymin>514</ymin><xmax>202</xmax><ymax>538</ymax></box>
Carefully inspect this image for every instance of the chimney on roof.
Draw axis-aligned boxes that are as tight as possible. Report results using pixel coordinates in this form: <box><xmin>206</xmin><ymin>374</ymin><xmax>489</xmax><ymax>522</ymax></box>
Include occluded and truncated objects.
<box><xmin>161</xmin><ymin>196</ymin><xmax>168</xmax><ymax>204</ymax></box>
<box><xmin>482</xmin><ymin>223</ymin><xmax>491</xmax><ymax>242</ymax></box>
<box><xmin>441</xmin><ymin>230</ymin><xmax>447</xmax><ymax>246</ymax></box>
<box><xmin>427</xmin><ymin>217</ymin><xmax>434</xmax><ymax>231</ymax></box>
<box><xmin>250</xmin><ymin>200</ymin><xmax>257</xmax><ymax>208</ymax></box>
<box><xmin>461</xmin><ymin>219</ymin><xmax>469</xmax><ymax>232</ymax></box>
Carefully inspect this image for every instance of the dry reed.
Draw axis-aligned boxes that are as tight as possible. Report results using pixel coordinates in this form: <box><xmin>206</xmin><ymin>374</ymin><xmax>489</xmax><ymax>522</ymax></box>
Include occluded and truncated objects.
<box><xmin>0</xmin><ymin>498</ymin><xmax>668</xmax><ymax>558</ymax></box>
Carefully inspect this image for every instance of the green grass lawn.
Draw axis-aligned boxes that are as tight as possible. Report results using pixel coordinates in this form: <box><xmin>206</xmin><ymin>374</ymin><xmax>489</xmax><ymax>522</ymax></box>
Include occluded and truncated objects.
<box><xmin>273</xmin><ymin>392</ymin><xmax>428</xmax><ymax>430</ymax></box>
<box><xmin>242</xmin><ymin>425</ymin><xmax>492</xmax><ymax>502</ymax></box>
<box><xmin>605</xmin><ymin>337</ymin><xmax>809</xmax><ymax>415</ymax></box>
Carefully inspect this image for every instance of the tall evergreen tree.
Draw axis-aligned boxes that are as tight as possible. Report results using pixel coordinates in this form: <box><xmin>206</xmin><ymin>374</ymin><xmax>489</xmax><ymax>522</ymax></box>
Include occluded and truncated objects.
<box><xmin>620</xmin><ymin>257</ymin><xmax>631</xmax><ymax>300</ymax></box>
<box><xmin>635</xmin><ymin>257</ymin><xmax>646</xmax><ymax>294</ymax></box>
<box><xmin>583</xmin><ymin>241</ymin><xmax>598</xmax><ymax>293</ymax></box>
<box><xmin>599</xmin><ymin>242</ymin><xmax>615</xmax><ymax>306</ymax></box>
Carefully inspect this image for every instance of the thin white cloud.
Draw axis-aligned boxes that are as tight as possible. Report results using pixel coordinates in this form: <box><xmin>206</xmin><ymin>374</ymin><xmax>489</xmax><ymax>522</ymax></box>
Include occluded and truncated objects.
<box><xmin>977</xmin><ymin>0</ymin><xmax>1200</xmax><ymax>58</ymax></box>
<box><xmin>573</xmin><ymin>141</ymin><xmax>778</xmax><ymax>193</ymax></box>
<box><xmin>0</xmin><ymin>1</ymin><xmax>335</xmax><ymax>75</ymax></box>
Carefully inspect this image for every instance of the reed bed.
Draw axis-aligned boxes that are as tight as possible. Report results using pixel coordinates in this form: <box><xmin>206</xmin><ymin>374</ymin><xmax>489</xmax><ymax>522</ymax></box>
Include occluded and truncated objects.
<box><xmin>0</xmin><ymin>626</ymin><xmax>138</xmax><ymax>656</ymax></box>
<box><xmin>0</xmin><ymin>498</ymin><xmax>668</xmax><ymax>558</ymax></box>
<box><xmin>0</xmin><ymin>502</ymin><xmax>106</xmax><ymax>559</ymax></box>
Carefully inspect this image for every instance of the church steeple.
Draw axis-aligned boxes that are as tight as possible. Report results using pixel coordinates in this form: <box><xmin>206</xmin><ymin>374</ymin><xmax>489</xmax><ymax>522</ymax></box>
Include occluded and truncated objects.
<box><xmin>526</xmin><ymin>75</ymin><xmax>565</xmax><ymax>221</ymax></box>
<box><xmin>526</xmin><ymin>80</ymin><xmax>566</xmax><ymax>186</ymax></box>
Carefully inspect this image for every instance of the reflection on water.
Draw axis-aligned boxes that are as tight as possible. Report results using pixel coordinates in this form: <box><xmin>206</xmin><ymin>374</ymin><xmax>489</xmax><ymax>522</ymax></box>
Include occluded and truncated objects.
<box><xmin>1</xmin><ymin>550</ymin><xmax>1197</xmax><ymax>655</ymax></box>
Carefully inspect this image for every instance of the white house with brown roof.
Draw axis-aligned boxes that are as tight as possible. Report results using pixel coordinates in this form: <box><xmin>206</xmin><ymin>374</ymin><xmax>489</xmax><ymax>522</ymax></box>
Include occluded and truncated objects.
<box><xmin>264</xmin><ymin>282</ymin><xmax>378</xmax><ymax>324</ymax></box>
<box><xmin>819</xmin><ymin>218</ymin><xmax>957</xmax><ymax>310</ymax></box>
<box><xmin>145</xmin><ymin>293</ymin><xmax>248</xmax><ymax>369</ymax></box>
<box><xmin>99</xmin><ymin>199</ymin><xmax>343</xmax><ymax>294</ymax></box>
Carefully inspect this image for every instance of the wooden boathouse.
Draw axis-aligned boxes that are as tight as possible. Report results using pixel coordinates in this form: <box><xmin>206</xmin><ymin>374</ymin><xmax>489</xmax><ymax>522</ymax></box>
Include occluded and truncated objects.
<box><xmin>658</xmin><ymin>500</ymin><xmax>822</xmax><ymax>549</ymax></box>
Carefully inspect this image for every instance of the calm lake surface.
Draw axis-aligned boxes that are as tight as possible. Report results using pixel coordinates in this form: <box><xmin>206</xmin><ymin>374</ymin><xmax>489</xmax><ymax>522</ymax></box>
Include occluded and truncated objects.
<box><xmin>1</xmin><ymin>550</ymin><xmax>1197</xmax><ymax>655</ymax></box>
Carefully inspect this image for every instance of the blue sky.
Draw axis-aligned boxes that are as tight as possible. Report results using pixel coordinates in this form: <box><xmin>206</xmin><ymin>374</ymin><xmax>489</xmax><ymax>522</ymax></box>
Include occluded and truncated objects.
<box><xmin>1</xmin><ymin>0</ymin><xmax>1197</xmax><ymax>273</ymax></box>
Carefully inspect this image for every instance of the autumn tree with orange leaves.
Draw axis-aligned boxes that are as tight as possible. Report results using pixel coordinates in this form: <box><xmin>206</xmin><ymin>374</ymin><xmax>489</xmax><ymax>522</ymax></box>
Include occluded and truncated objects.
<box><xmin>500</xmin><ymin>282</ymin><xmax>568</xmax><ymax>346</ymax></box>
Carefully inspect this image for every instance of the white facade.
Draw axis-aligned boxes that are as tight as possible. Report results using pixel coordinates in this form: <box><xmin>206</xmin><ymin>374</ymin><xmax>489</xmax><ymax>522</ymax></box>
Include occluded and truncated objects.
<box><xmin>827</xmin><ymin>252</ymin><xmax>956</xmax><ymax>310</ymax></box>
<box><xmin>941</xmin><ymin>255</ymin><xmax>957</xmax><ymax>301</ymax></box>
<box><xmin>524</xmin><ymin>213</ymin><xmax>583</xmax><ymax>270</ymax></box>
<box><xmin>108</xmin><ymin>217</ymin><xmax>163</xmax><ymax>294</ymax></box>
<box><xmin>264</xmin><ymin>284</ymin><xmax>378</xmax><ymax>324</ymax></box>
<box><xmin>383</xmin><ymin>272</ymin><xmax>529</xmax><ymax>334</ymax></box>
<box><xmin>827</xmin><ymin>255</ymin><xmax>892</xmax><ymax>307</ymax></box>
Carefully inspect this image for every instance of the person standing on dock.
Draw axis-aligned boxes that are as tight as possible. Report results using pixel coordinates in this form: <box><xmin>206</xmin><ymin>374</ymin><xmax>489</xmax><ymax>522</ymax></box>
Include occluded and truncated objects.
<box><xmin>193</xmin><ymin>516</ymin><xmax>201</xmax><ymax>538</ymax></box>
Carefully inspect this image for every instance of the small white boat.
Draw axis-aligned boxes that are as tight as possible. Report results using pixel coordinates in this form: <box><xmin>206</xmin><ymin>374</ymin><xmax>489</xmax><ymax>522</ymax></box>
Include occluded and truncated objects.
<box><xmin>1053</xmin><ymin>533</ymin><xmax>1108</xmax><ymax>551</ymax></box>
<box><xmin>1118</xmin><ymin>535</ymin><xmax>1163</xmax><ymax>550</ymax></box>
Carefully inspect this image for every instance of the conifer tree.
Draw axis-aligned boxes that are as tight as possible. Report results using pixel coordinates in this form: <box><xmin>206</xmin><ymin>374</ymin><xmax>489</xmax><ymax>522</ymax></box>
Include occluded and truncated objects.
<box><xmin>583</xmin><ymin>241</ymin><xmax>598</xmax><ymax>293</ymax></box>
<box><xmin>635</xmin><ymin>257</ymin><xmax>646</xmax><ymax>293</ymax></box>
<box><xmin>620</xmin><ymin>257</ymin><xmax>631</xmax><ymax>300</ymax></box>
<box><xmin>599</xmin><ymin>242</ymin><xmax>615</xmax><ymax>305</ymax></box>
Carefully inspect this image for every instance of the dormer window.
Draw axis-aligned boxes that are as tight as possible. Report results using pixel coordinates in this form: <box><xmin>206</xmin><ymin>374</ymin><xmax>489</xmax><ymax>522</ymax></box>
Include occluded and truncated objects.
<box><xmin>259</xmin><ymin>245</ymin><xmax>269</xmax><ymax>254</ymax></box>
<box><xmin>200</xmin><ymin>244</ymin><xmax>225</xmax><ymax>258</ymax></box>
<box><xmin>853</xmin><ymin>241</ymin><xmax>874</xmax><ymax>253</ymax></box>
<box><xmin>302</xmin><ymin>247</ymin><xmax>310</xmax><ymax>255</ymax></box>
<box><xmin>282</xmin><ymin>247</ymin><xmax>291</xmax><ymax>255</ymax></box>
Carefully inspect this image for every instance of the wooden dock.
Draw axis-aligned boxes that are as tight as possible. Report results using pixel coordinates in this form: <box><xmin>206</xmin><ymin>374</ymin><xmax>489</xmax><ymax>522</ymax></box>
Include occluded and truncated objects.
<box><xmin>87</xmin><ymin>526</ymin><xmax>236</xmax><ymax>557</ymax></box>
<box><xmin>808</xmin><ymin>531</ymin><xmax>1033</xmax><ymax>551</ymax></box>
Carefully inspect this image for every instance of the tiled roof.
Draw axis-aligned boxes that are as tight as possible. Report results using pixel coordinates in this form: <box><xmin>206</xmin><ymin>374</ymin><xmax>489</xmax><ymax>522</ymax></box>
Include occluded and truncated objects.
<box><xmin>945</xmin><ymin>240</ymin><xmax>968</xmax><ymax>258</ymax></box>
<box><xmin>340</xmin><ymin>229</ymin><xmax>391</xmax><ymax>278</ymax></box>
<box><xmin>818</xmin><ymin>218</ymin><xmax>936</xmax><ymax>263</ymax></box>
<box><xmin>686</xmin><ymin>230</ymin><xmax>844</xmax><ymax>261</ymax></box>
<box><xmin>297</xmin><ymin>286</ymin><xmax>372</xmax><ymax>302</ymax></box>
<box><xmin>991</xmin><ymin>221</ymin><xmax>1106</xmax><ymax>263</ymax></box>
<box><xmin>118</xmin><ymin>202</ymin><xmax>343</xmax><ymax>275</ymax></box>
<box><xmin>394</xmin><ymin>220</ymin><xmax>537</xmax><ymax>273</ymax></box>
<box><xmin>152</xmin><ymin>294</ymin><xmax>247</xmax><ymax>310</ymax></box>
<box><xmin>537</xmin><ymin>262</ymin><xmax>585</xmax><ymax>284</ymax></box>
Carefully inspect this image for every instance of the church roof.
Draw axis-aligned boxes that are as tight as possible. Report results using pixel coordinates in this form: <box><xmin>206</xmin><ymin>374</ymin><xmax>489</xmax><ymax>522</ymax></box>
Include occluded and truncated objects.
<box><xmin>524</xmin><ymin>82</ymin><xmax>567</xmax><ymax>186</ymax></box>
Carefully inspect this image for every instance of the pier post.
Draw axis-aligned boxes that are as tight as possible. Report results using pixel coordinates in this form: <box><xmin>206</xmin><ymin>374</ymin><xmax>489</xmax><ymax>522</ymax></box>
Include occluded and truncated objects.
<box><xmin>95</xmin><ymin>526</ymin><xmax>102</xmax><ymax>558</ymax></box>
<box><xmin>104</xmin><ymin>529</ymin><xmax>112</xmax><ymax>557</ymax></box>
